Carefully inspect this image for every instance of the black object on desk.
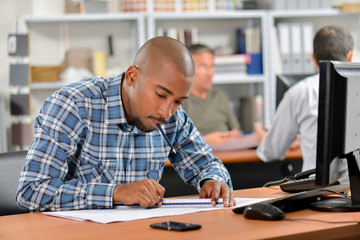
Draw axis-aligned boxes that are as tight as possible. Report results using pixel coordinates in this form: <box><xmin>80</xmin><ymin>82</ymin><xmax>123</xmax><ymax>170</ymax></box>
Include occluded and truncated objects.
<box><xmin>233</xmin><ymin>184</ymin><xmax>350</xmax><ymax>219</ymax></box>
<box><xmin>243</xmin><ymin>202</ymin><xmax>285</xmax><ymax>221</ymax></box>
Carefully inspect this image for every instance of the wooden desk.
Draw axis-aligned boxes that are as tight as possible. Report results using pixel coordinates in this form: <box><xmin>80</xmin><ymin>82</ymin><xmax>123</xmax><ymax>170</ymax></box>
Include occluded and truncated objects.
<box><xmin>213</xmin><ymin>148</ymin><xmax>302</xmax><ymax>164</ymax></box>
<box><xmin>165</xmin><ymin>148</ymin><xmax>302</xmax><ymax>166</ymax></box>
<box><xmin>1</xmin><ymin>187</ymin><xmax>359</xmax><ymax>240</ymax></box>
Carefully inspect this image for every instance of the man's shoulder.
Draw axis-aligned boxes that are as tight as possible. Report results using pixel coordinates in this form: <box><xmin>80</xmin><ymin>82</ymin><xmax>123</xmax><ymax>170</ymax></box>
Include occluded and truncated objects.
<box><xmin>287</xmin><ymin>74</ymin><xmax>319</xmax><ymax>95</ymax></box>
<box><xmin>56</xmin><ymin>74</ymin><xmax>121</xmax><ymax>99</ymax></box>
<box><xmin>208</xmin><ymin>88</ymin><xmax>229</xmax><ymax>100</ymax></box>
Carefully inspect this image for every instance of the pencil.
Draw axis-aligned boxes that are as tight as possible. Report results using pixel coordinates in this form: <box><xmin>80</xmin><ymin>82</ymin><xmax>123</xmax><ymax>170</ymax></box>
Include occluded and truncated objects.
<box><xmin>155</xmin><ymin>122</ymin><xmax>177</xmax><ymax>154</ymax></box>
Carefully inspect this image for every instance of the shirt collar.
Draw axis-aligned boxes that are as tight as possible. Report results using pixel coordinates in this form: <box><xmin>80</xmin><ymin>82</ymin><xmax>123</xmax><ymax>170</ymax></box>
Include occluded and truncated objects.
<box><xmin>105</xmin><ymin>73</ymin><xmax>129</xmax><ymax>126</ymax></box>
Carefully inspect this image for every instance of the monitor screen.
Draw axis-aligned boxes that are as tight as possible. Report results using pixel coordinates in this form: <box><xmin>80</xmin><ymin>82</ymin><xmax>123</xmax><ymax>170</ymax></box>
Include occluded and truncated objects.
<box><xmin>313</xmin><ymin>60</ymin><xmax>360</xmax><ymax>212</ymax></box>
<box><xmin>276</xmin><ymin>74</ymin><xmax>312</xmax><ymax>108</ymax></box>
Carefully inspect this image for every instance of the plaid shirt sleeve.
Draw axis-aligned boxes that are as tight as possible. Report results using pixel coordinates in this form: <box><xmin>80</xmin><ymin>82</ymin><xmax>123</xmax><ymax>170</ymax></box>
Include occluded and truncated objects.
<box><xmin>16</xmin><ymin>90</ymin><xmax>116</xmax><ymax>212</ymax></box>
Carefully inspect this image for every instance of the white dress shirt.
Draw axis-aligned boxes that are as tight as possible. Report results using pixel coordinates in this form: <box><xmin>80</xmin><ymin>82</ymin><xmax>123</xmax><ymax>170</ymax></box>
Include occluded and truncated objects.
<box><xmin>257</xmin><ymin>74</ymin><xmax>319</xmax><ymax>171</ymax></box>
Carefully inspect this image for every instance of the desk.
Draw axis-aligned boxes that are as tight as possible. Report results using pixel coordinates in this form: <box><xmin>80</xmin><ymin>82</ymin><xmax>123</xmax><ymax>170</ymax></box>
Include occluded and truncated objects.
<box><xmin>161</xmin><ymin>149</ymin><xmax>303</xmax><ymax>197</ymax></box>
<box><xmin>165</xmin><ymin>148</ymin><xmax>302</xmax><ymax>166</ymax></box>
<box><xmin>213</xmin><ymin>148</ymin><xmax>302</xmax><ymax>164</ymax></box>
<box><xmin>1</xmin><ymin>187</ymin><xmax>359</xmax><ymax>240</ymax></box>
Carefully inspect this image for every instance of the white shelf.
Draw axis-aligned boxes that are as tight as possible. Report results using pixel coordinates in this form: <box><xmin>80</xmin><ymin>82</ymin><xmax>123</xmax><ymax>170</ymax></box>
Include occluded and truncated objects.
<box><xmin>213</xmin><ymin>74</ymin><xmax>264</xmax><ymax>84</ymax></box>
<box><xmin>150</xmin><ymin>10</ymin><xmax>266</xmax><ymax>19</ymax></box>
<box><xmin>23</xmin><ymin>12</ymin><xmax>144</xmax><ymax>23</ymax></box>
<box><xmin>30</xmin><ymin>81</ymin><xmax>67</xmax><ymax>90</ymax></box>
<box><xmin>269</xmin><ymin>8</ymin><xmax>346</xmax><ymax>18</ymax></box>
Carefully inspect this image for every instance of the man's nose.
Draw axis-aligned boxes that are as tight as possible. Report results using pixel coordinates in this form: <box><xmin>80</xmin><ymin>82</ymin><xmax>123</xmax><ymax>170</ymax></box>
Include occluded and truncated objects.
<box><xmin>158</xmin><ymin>101</ymin><xmax>173</xmax><ymax>120</ymax></box>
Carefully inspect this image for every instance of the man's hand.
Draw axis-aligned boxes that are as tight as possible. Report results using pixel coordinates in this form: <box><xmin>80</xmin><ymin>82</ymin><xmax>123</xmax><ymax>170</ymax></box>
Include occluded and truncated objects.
<box><xmin>113</xmin><ymin>179</ymin><xmax>165</xmax><ymax>208</ymax></box>
<box><xmin>199</xmin><ymin>179</ymin><xmax>235</xmax><ymax>207</ymax></box>
<box><xmin>289</xmin><ymin>135</ymin><xmax>301</xmax><ymax>150</ymax></box>
<box><xmin>203</xmin><ymin>131</ymin><xmax>232</xmax><ymax>145</ymax></box>
<box><xmin>254</xmin><ymin>122</ymin><xmax>267</xmax><ymax>143</ymax></box>
<box><xmin>228</xmin><ymin>128</ymin><xmax>242</xmax><ymax>138</ymax></box>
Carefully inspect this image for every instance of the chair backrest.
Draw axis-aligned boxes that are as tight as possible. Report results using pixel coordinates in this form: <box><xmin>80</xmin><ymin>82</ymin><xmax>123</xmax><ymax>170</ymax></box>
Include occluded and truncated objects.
<box><xmin>0</xmin><ymin>150</ymin><xmax>29</xmax><ymax>216</ymax></box>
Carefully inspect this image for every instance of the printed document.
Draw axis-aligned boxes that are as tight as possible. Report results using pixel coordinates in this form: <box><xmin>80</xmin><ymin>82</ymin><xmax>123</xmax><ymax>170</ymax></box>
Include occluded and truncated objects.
<box><xmin>43</xmin><ymin>197</ymin><xmax>270</xmax><ymax>224</ymax></box>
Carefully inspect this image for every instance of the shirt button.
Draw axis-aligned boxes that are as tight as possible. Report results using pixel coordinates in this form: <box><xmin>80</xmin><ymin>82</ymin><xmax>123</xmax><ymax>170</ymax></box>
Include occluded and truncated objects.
<box><xmin>147</xmin><ymin>170</ymin><xmax>159</xmax><ymax>180</ymax></box>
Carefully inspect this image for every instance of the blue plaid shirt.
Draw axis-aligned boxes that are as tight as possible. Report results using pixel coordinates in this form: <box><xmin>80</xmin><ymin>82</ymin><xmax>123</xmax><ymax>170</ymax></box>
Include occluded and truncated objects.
<box><xmin>17</xmin><ymin>73</ymin><xmax>232</xmax><ymax>212</ymax></box>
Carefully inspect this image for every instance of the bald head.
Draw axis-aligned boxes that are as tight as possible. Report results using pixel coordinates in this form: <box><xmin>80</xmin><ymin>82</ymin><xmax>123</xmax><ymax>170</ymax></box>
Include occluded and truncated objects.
<box><xmin>133</xmin><ymin>36</ymin><xmax>195</xmax><ymax>77</ymax></box>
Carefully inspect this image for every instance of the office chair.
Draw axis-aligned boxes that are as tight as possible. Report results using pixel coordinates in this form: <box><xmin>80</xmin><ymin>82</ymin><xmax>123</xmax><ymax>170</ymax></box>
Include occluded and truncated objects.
<box><xmin>0</xmin><ymin>150</ymin><xmax>29</xmax><ymax>216</ymax></box>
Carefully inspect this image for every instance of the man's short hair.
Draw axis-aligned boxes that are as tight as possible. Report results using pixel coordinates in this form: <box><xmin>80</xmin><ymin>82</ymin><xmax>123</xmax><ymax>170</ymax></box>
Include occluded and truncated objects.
<box><xmin>313</xmin><ymin>25</ymin><xmax>354</xmax><ymax>65</ymax></box>
<box><xmin>187</xmin><ymin>43</ymin><xmax>214</xmax><ymax>55</ymax></box>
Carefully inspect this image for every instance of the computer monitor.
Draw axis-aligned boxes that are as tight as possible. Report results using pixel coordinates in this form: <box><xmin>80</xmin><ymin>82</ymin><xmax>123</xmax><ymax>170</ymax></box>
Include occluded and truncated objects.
<box><xmin>276</xmin><ymin>74</ymin><xmax>313</xmax><ymax>108</ymax></box>
<box><xmin>313</xmin><ymin>60</ymin><xmax>360</xmax><ymax>212</ymax></box>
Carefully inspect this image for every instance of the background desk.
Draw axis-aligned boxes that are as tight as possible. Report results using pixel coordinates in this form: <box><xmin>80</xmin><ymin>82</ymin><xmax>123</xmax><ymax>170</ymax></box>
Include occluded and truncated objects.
<box><xmin>1</xmin><ymin>187</ymin><xmax>359</xmax><ymax>240</ymax></box>
<box><xmin>161</xmin><ymin>148</ymin><xmax>303</xmax><ymax>197</ymax></box>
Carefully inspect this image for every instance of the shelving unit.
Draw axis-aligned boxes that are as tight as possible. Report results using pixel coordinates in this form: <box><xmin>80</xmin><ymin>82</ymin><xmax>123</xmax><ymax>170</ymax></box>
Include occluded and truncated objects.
<box><xmin>20</xmin><ymin>3</ymin><xmax>360</xmax><ymax>134</ymax></box>
<box><xmin>24</xmin><ymin>13</ymin><xmax>145</xmax><ymax>66</ymax></box>
<box><xmin>266</xmin><ymin>8</ymin><xmax>360</xmax><ymax>118</ymax></box>
<box><xmin>147</xmin><ymin>10</ymin><xmax>269</xmax><ymax>125</ymax></box>
<box><xmin>23</xmin><ymin>13</ymin><xmax>145</xmax><ymax>119</ymax></box>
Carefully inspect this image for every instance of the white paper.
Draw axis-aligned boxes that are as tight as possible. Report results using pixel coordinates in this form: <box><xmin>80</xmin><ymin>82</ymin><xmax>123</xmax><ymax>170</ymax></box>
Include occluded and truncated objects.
<box><xmin>43</xmin><ymin>198</ymin><xmax>271</xmax><ymax>224</ymax></box>
<box><xmin>209</xmin><ymin>133</ymin><xmax>259</xmax><ymax>151</ymax></box>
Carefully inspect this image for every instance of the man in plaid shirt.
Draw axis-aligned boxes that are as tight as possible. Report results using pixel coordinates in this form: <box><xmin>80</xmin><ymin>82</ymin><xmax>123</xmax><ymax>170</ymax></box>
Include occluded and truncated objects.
<box><xmin>17</xmin><ymin>36</ymin><xmax>235</xmax><ymax>212</ymax></box>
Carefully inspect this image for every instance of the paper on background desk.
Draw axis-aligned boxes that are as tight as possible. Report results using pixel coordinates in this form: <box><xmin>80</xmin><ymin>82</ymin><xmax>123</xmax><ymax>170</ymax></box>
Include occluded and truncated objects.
<box><xmin>43</xmin><ymin>197</ymin><xmax>271</xmax><ymax>224</ymax></box>
<box><xmin>209</xmin><ymin>133</ymin><xmax>259</xmax><ymax>151</ymax></box>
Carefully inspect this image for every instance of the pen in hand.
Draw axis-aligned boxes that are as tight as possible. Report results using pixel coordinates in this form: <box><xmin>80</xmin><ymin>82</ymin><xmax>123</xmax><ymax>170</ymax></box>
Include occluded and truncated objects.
<box><xmin>155</xmin><ymin>122</ymin><xmax>177</xmax><ymax>154</ymax></box>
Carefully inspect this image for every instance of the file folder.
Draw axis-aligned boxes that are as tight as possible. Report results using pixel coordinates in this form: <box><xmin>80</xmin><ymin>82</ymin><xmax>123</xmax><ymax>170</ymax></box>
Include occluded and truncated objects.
<box><xmin>302</xmin><ymin>23</ymin><xmax>315</xmax><ymax>73</ymax></box>
<box><xmin>290</xmin><ymin>23</ymin><xmax>302</xmax><ymax>74</ymax></box>
<box><xmin>277</xmin><ymin>23</ymin><xmax>291</xmax><ymax>74</ymax></box>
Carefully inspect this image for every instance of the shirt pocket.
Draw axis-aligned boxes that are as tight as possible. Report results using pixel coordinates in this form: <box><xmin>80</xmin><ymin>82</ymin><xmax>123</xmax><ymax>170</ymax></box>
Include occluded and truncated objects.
<box><xmin>144</xmin><ymin>152</ymin><xmax>168</xmax><ymax>182</ymax></box>
<box><xmin>78</xmin><ymin>152</ymin><xmax>117</xmax><ymax>183</ymax></box>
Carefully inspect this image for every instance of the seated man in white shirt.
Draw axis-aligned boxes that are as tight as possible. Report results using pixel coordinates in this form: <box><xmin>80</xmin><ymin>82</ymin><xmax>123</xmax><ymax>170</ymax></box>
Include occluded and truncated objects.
<box><xmin>255</xmin><ymin>25</ymin><xmax>354</xmax><ymax>172</ymax></box>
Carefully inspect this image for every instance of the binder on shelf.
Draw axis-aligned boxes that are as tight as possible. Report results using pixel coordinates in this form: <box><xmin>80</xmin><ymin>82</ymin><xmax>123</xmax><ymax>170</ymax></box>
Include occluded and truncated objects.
<box><xmin>277</xmin><ymin>22</ymin><xmax>291</xmax><ymax>74</ymax></box>
<box><xmin>302</xmin><ymin>23</ymin><xmax>315</xmax><ymax>73</ymax></box>
<box><xmin>244</xmin><ymin>24</ymin><xmax>262</xmax><ymax>74</ymax></box>
<box><xmin>290</xmin><ymin>23</ymin><xmax>302</xmax><ymax>74</ymax></box>
<box><xmin>247</xmin><ymin>52</ymin><xmax>263</xmax><ymax>74</ymax></box>
<box><xmin>235</xmin><ymin>28</ymin><xmax>246</xmax><ymax>54</ymax></box>
<box><xmin>9</xmin><ymin>64</ymin><xmax>29</xmax><ymax>86</ymax></box>
<box><xmin>10</xmin><ymin>94</ymin><xmax>30</xmax><ymax>115</ymax></box>
<box><xmin>8</xmin><ymin>34</ymin><xmax>29</xmax><ymax>56</ymax></box>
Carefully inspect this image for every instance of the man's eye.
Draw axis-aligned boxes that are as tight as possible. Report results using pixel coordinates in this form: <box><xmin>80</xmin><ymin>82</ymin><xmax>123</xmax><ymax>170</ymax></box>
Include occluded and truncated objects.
<box><xmin>156</xmin><ymin>92</ymin><xmax>165</xmax><ymax>98</ymax></box>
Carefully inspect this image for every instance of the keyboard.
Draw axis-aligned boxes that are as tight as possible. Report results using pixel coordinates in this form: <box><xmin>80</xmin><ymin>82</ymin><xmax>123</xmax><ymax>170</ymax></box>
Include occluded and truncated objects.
<box><xmin>280</xmin><ymin>177</ymin><xmax>318</xmax><ymax>193</ymax></box>
<box><xmin>233</xmin><ymin>183</ymin><xmax>350</xmax><ymax>214</ymax></box>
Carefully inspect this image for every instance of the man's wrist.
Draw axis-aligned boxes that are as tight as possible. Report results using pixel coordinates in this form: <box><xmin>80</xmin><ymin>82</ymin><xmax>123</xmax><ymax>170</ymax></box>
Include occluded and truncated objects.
<box><xmin>200</xmin><ymin>178</ymin><xmax>212</xmax><ymax>187</ymax></box>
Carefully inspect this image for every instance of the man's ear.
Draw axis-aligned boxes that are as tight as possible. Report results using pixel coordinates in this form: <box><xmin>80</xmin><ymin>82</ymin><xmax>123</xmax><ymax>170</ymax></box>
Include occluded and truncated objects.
<box><xmin>347</xmin><ymin>50</ymin><xmax>354</xmax><ymax>62</ymax></box>
<box><xmin>311</xmin><ymin>53</ymin><xmax>319</xmax><ymax>69</ymax></box>
<box><xmin>124</xmin><ymin>65</ymin><xmax>139</xmax><ymax>86</ymax></box>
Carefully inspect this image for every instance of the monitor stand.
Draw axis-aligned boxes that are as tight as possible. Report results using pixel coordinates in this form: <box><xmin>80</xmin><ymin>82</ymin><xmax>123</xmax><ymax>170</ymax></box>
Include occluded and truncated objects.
<box><xmin>310</xmin><ymin>197</ymin><xmax>360</xmax><ymax>212</ymax></box>
<box><xmin>310</xmin><ymin>150</ymin><xmax>360</xmax><ymax>212</ymax></box>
